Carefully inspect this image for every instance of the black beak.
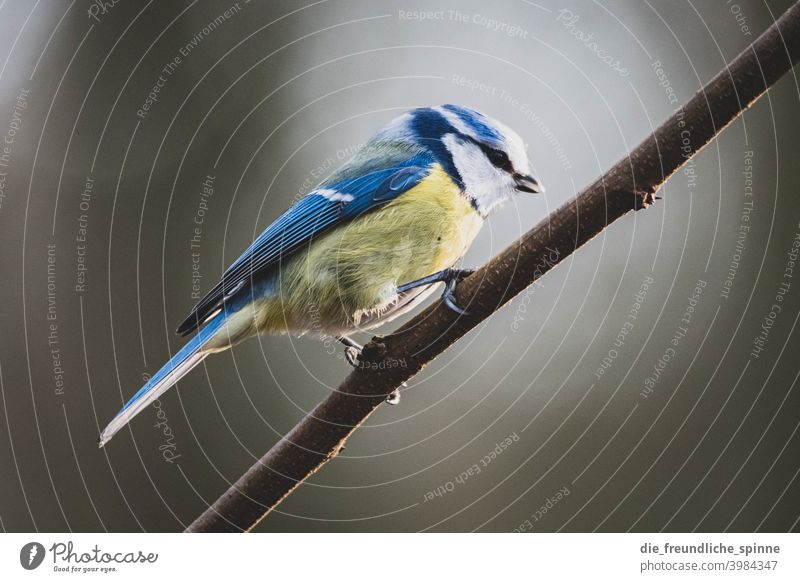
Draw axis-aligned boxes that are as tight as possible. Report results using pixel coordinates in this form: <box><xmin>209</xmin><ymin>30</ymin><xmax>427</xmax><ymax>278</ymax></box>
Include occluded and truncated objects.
<box><xmin>514</xmin><ymin>173</ymin><xmax>544</xmax><ymax>194</ymax></box>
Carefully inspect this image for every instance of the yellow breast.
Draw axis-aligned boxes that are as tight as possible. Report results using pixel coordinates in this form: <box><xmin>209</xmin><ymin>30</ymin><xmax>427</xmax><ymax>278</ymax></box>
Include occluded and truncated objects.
<box><xmin>390</xmin><ymin>164</ymin><xmax>484</xmax><ymax>268</ymax></box>
<box><xmin>258</xmin><ymin>164</ymin><xmax>484</xmax><ymax>334</ymax></box>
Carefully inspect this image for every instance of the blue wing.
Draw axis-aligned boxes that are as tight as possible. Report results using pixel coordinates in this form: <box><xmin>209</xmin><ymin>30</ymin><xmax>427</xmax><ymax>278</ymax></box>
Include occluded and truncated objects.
<box><xmin>176</xmin><ymin>154</ymin><xmax>433</xmax><ymax>336</ymax></box>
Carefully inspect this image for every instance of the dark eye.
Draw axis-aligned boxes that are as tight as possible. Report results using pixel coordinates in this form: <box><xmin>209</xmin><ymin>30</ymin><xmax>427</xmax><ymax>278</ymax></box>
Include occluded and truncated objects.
<box><xmin>487</xmin><ymin>148</ymin><xmax>511</xmax><ymax>170</ymax></box>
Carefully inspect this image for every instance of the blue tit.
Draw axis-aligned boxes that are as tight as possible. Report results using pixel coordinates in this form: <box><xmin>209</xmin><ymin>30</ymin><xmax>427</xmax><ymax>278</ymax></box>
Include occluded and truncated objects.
<box><xmin>99</xmin><ymin>104</ymin><xmax>543</xmax><ymax>447</ymax></box>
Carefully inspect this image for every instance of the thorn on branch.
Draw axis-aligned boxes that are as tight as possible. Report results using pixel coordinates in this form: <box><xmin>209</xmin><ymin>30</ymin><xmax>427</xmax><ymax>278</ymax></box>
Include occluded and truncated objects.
<box><xmin>634</xmin><ymin>190</ymin><xmax>659</xmax><ymax>210</ymax></box>
<box><xmin>328</xmin><ymin>441</ymin><xmax>346</xmax><ymax>460</ymax></box>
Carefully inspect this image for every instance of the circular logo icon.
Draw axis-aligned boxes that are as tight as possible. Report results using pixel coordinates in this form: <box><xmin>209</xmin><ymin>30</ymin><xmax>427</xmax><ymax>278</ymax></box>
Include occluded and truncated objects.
<box><xmin>20</xmin><ymin>542</ymin><xmax>45</xmax><ymax>570</ymax></box>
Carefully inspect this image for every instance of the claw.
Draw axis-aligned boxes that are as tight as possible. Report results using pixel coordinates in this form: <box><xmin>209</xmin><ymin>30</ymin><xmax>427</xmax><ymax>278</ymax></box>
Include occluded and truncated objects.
<box><xmin>337</xmin><ymin>336</ymin><xmax>363</xmax><ymax>368</ymax></box>
<box><xmin>397</xmin><ymin>267</ymin><xmax>474</xmax><ymax>316</ymax></box>
<box><xmin>443</xmin><ymin>277</ymin><xmax>469</xmax><ymax>315</ymax></box>
<box><xmin>344</xmin><ymin>346</ymin><xmax>361</xmax><ymax>367</ymax></box>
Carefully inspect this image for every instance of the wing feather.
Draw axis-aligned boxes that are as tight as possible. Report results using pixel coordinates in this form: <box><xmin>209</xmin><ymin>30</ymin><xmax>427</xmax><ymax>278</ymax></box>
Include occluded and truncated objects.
<box><xmin>176</xmin><ymin>153</ymin><xmax>433</xmax><ymax>336</ymax></box>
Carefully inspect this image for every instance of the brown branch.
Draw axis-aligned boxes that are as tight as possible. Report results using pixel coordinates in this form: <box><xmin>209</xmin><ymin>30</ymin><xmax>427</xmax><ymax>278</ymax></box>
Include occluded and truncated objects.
<box><xmin>186</xmin><ymin>2</ymin><xmax>800</xmax><ymax>532</ymax></box>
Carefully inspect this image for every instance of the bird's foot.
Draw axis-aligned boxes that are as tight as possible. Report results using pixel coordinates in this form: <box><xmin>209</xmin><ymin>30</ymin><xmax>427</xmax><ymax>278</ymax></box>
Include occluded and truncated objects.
<box><xmin>344</xmin><ymin>347</ymin><xmax>360</xmax><ymax>367</ymax></box>
<box><xmin>337</xmin><ymin>336</ymin><xmax>363</xmax><ymax>367</ymax></box>
<box><xmin>442</xmin><ymin>269</ymin><xmax>474</xmax><ymax>315</ymax></box>
<box><xmin>397</xmin><ymin>268</ymin><xmax>475</xmax><ymax>316</ymax></box>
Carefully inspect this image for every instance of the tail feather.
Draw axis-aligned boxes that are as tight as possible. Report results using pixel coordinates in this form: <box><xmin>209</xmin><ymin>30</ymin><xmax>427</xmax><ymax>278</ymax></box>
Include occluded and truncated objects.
<box><xmin>98</xmin><ymin>313</ymin><xmax>227</xmax><ymax>447</ymax></box>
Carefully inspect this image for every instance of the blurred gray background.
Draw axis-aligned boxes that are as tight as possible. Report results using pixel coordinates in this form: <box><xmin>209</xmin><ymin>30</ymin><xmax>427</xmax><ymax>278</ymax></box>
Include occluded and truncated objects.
<box><xmin>0</xmin><ymin>0</ymin><xmax>798</xmax><ymax>532</ymax></box>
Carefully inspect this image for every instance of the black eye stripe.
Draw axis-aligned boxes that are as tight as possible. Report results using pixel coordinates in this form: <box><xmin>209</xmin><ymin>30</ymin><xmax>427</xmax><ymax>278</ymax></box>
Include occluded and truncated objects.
<box><xmin>488</xmin><ymin>149</ymin><xmax>510</xmax><ymax>168</ymax></box>
<box><xmin>468</xmin><ymin>137</ymin><xmax>513</xmax><ymax>171</ymax></box>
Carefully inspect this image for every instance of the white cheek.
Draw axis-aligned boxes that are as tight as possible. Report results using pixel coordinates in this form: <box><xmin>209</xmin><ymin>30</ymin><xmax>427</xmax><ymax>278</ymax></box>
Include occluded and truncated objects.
<box><xmin>493</xmin><ymin>120</ymin><xmax>530</xmax><ymax>175</ymax></box>
<box><xmin>443</xmin><ymin>134</ymin><xmax>515</xmax><ymax>215</ymax></box>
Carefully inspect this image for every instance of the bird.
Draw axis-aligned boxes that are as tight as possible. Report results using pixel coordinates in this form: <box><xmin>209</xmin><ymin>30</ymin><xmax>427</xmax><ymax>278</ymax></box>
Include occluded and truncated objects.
<box><xmin>98</xmin><ymin>104</ymin><xmax>543</xmax><ymax>447</ymax></box>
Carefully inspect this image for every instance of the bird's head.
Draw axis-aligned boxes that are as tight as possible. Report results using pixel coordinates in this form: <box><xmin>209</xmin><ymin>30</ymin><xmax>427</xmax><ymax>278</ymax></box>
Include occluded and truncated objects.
<box><xmin>377</xmin><ymin>104</ymin><xmax>543</xmax><ymax>215</ymax></box>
